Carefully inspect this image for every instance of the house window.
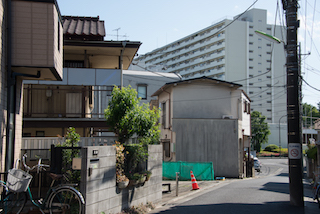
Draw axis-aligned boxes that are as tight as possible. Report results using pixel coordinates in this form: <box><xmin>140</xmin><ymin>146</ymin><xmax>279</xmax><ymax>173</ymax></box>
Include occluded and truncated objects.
<box><xmin>162</xmin><ymin>102</ymin><xmax>166</xmax><ymax>128</ymax></box>
<box><xmin>162</xmin><ymin>140</ymin><xmax>170</xmax><ymax>158</ymax></box>
<box><xmin>137</xmin><ymin>84</ymin><xmax>147</xmax><ymax>99</ymax></box>
<box><xmin>58</xmin><ymin>21</ymin><xmax>60</xmax><ymax>52</ymax></box>
<box><xmin>36</xmin><ymin>131</ymin><xmax>45</xmax><ymax>137</ymax></box>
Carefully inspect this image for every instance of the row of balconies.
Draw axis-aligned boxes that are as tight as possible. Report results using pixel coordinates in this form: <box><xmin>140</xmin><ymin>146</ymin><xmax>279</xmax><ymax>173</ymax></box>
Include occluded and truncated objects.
<box><xmin>165</xmin><ymin>50</ymin><xmax>225</xmax><ymax>73</ymax></box>
<box><xmin>147</xmin><ymin>34</ymin><xmax>226</xmax><ymax>66</ymax></box>
<box><xmin>181</xmin><ymin>67</ymin><xmax>226</xmax><ymax>79</ymax></box>
<box><xmin>142</xmin><ymin>22</ymin><xmax>226</xmax><ymax>61</ymax></box>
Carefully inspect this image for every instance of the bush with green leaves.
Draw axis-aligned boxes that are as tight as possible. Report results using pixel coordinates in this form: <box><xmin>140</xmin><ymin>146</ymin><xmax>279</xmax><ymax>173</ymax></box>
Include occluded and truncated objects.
<box><xmin>104</xmin><ymin>86</ymin><xmax>160</xmax><ymax>144</ymax></box>
<box><xmin>306</xmin><ymin>146</ymin><xmax>317</xmax><ymax>160</ymax></box>
<box><xmin>264</xmin><ymin>144</ymin><xmax>279</xmax><ymax>152</ymax></box>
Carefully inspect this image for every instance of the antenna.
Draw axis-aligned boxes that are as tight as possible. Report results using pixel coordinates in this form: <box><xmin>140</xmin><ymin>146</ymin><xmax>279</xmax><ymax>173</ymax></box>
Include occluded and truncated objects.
<box><xmin>113</xmin><ymin>28</ymin><xmax>121</xmax><ymax>40</ymax></box>
<box><xmin>107</xmin><ymin>28</ymin><xmax>128</xmax><ymax>41</ymax></box>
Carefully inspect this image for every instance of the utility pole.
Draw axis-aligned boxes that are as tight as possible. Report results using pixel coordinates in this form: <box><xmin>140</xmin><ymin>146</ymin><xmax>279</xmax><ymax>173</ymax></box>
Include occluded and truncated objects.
<box><xmin>282</xmin><ymin>0</ymin><xmax>304</xmax><ymax>206</ymax></box>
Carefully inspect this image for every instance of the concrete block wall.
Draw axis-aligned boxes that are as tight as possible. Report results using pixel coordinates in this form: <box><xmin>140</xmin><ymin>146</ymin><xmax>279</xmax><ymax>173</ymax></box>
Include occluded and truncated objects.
<box><xmin>81</xmin><ymin>145</ymin><xmax>162</xmax><ymax>214</ymax></box>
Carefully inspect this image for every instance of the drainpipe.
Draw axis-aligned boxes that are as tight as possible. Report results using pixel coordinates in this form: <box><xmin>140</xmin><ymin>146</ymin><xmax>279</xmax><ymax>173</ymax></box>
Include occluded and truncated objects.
<box><xmin>5</xmin><ymin>0</ymin><xmax>14</xmax><ymax>172</ymax></box>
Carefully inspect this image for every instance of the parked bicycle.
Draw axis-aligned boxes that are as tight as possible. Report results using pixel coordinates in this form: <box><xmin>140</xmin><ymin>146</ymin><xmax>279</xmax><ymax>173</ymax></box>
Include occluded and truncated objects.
<box><xmin>312</xmin><ymin>171</ymin><xmax>320</xmax><ymax>208</ymax></box>
<box><xmin>0</xmin><ymin>154</ymin><xmax>85</xmax><ymax>214</ymax></box>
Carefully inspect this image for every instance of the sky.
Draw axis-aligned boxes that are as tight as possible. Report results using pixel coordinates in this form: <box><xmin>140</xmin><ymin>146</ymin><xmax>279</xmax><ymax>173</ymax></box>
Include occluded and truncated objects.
<box><xmin>57</xmin><ymin>0</ymin><xmax>320</xmax><ymax>108</ymax></box>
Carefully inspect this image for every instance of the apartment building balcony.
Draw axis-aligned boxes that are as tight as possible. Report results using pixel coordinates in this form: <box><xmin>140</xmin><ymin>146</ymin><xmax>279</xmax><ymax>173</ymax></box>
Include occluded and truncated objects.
<box><xmin>166</xmin><ymin>50</ymin><xmax>225</xmax><ymax>73</ymax></box>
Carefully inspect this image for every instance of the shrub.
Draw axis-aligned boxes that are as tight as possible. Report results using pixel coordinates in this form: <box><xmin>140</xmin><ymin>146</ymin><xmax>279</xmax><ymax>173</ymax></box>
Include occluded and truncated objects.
<box><xmin>306</xmin><ymin>146</ymin><xmax>317</xmax><ymax>160</ymax></box>
<box><xmin>264</xmin><ymin>144</ymin><xmax>279</xmax><ymax>152</ymax></box>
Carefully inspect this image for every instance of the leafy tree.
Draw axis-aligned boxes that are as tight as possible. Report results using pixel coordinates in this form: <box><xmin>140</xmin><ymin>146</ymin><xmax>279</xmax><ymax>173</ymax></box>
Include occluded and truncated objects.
<box><xmin>251</xmin><ymin>111</ymin><xmax>271</xmax><ymax>152</ymax></box>
<box><xmin>104</xmin><ymin>86</ymin><xmax>160</xmax><ymax>144</ymax></box>
<box><xmin>303</xmin><ymin>103</ymin><xmax>320</xmax><ymax>128</ymax></box>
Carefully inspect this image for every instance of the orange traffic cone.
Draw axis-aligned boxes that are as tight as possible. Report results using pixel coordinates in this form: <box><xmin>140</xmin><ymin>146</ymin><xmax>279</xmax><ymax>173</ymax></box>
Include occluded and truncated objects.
<box><xmin>190</xmin><ymin>171</ymin><xmax>200</xmax><ymax>190</ymax></box>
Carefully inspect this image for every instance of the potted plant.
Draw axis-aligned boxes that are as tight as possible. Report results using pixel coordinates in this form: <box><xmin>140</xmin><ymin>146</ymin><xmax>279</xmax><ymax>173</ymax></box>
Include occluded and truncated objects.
<box><xmin>117</xmin><ymin>174</ymin><xmax>129</xmax><ymax>188</ymax></box>
<box><xmin>144</xmin><ymin>171</ymin><xmax>152</xmax><ymax>181</ymax></box>
<box><xmin>127</xmin><ymin>172</ymin><xmax>141</xmax><ymax>186</ymax></box>
<box><xmin>138</xmin><ymin>173</ymin><xmax>146</xmax><ymax>184</ymax></box>
<box><xmin>114</xmin><ymin>141</ymin><xmax>130</xmax><ymax>188</ymax></box>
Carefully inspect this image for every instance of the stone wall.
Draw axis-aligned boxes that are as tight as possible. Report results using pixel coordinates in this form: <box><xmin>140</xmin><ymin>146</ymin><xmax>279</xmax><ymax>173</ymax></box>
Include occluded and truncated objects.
<box><xmin>80</xmin><ymin>145</ymin><xmax>162</xmax><ymax>214</ymax></box>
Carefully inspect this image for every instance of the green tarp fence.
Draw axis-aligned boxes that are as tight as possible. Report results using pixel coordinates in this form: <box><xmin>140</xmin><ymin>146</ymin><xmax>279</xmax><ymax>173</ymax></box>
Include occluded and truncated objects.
<box><xmin>163</xmin><ymin>161</ymin><xmax>214</xmax><ymax>181</ymax></box>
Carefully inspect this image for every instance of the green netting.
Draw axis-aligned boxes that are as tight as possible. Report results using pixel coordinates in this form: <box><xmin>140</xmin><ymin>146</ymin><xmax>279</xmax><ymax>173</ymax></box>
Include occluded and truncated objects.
<box><xmin>163</xmin><ymin>161</ymin><xmax>214</xmax><ymax>181</ymax></box>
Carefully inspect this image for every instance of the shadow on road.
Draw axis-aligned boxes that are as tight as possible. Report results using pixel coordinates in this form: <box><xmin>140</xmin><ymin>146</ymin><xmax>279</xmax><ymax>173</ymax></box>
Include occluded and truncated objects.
<box><xmin>260</xmin><ymin>182</ymin><xmax>290</xmax><ymax>195</ymax></box>
<box><xmin>155</xmin><ymin>201</ymin><xmax>306</xmax><ymax>214</ymax></box>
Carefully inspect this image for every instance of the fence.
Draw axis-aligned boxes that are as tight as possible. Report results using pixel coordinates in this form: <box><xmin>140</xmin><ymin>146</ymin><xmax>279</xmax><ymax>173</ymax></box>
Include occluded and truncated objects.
<box><xmin>163</xmin><ymin>161</ymin><xmax>214</xmax><ymax>181</ymax></box>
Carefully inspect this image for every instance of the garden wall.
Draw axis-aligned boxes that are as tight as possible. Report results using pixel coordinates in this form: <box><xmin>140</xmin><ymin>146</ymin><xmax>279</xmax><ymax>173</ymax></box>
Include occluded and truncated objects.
<box><xmin>80</xmin><ymin>145</ymin><xmax>162</xmax><ymax>214</ymax></box>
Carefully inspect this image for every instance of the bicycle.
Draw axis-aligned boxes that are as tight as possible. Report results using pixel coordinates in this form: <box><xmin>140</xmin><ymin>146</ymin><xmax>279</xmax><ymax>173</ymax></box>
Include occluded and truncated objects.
<box><xmin>0</xmin><ymin>164</ymin><xmax>31</xmax><ymax>214</ymax></box>
<box><xmin>2</xmin><ymin>154</ymin><xmax>85</xmax><ymax>214</ymax></box>
<box><xmin>312</xmin><ymin>171</ymin><xmax>320</xmax><ymax>208</ymax></box>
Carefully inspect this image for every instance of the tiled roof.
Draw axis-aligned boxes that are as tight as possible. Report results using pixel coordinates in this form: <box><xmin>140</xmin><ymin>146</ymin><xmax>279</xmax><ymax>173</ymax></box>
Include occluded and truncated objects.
<box><xmin>62</xmin><ymin>16</ymin><xmax>106</xmax><ymax>41</ymax></box>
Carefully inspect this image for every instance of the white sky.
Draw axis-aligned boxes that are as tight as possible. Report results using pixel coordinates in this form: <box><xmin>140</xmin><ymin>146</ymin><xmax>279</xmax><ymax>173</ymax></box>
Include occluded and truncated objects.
<box><xmin>57</xmin><ymin>0</ymin><xmax>320</xmax><ymax>108</ymax></box>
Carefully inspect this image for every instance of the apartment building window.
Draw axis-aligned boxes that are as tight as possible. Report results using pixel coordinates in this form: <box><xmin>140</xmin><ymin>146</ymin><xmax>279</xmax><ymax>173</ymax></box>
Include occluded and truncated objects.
<box><xmin>249</xmin><ymin>75</ymin><xmax>253</xmax><ymax>78</ymax></box>
<box><xmin>267</xmin><ymin>109</ymin><xmax>272</xmax><ymax>112</ymax></box>
<box><xmin>267</xmin><ymin>118</ymin><xmax>272</xmax><ymax>121</ymax></box>
<box><xmin>266</xmin><ymin>84</ymin><xmax>271</xmax><ymax>87</ymax></box>
<box><xmin>267</xmin><ymin>92</ymin><xmax>271</xmax><ymax>95</ymax></box>
<box><xmin>249</xmin><ymin>58</ymin><xmax>253</xmax><ymax>61</ymax></box>
<box><xmin>249</xmin><ymin>50</ymin><xmax>253</xmax><ymax>53</ymax></box>
<box><xmin>249</xmin><ymin>66</ymin><xmax>253</xmax><ymax>69</ymax></box>
<box><xmin>267</xmin><ymin>27</ymin><xmax>272</xmax><ymax>31</ymax></box>
<box><xmin>267</xmin><ymin>44</ymin><xmax>271</xmax><ymax>47</ymax></box>
<box><xmin>137</xmin><ymin>84</ymin><xmax>147</xmax><ymax>99</ymax></box>
<box><xmin>249</xmin><ymin>42</ymin><xmax>253</xmax><ymax>45</ymax></box>
<box><xmin>267</xmin><ymin>101</ymin><xmax>272</xmax><ymax>103</ymax></box>
<box><xmin>249</xmin><ymin>92</ymin><xmax>253</xmax><ymax>94</ymax></box>
<box><xmin>249</xmin><ymin>83</ymin><xmax>253</xmax><ymax>86</ymax></box>
<box><xmin>249</xmin><ymin>34</ymin><xmax>253</xmax><ymax>37</ymax></box>
<box><xmin>249</xmin><ymin>26</ymin><xmax>253</xmax><ymax>28</ymax></box>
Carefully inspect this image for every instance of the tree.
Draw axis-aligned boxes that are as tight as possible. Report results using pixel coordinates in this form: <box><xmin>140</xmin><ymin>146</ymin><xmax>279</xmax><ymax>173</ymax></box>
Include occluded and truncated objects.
<box><xmin>104</xmin><ymin>86</ymin><xmax>160</xmax><ymax>144</ymax></box>
<box><xmin>251</xmin><ymin>111</ymin><xmax>271</xmax><ymax>152</ymax></box>
<box><xmin>303</xmin><ymin>103</ymin><xmax>320</xmax><ymax>128</ymax></box>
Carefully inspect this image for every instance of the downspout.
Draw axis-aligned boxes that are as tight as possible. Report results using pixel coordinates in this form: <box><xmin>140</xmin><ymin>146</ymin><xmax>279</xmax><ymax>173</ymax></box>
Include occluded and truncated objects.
<box><xmin>5</xmin><ymin>0</ymin><xmax>14</xmax><ymax>172</ymax></box>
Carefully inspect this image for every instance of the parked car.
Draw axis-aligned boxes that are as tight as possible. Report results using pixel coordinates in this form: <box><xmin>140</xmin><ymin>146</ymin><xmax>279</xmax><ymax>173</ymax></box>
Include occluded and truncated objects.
<box><xmin>254</xmin><ymin>157</ymin><xmax>261</xmax><ymax>172</ymax></box>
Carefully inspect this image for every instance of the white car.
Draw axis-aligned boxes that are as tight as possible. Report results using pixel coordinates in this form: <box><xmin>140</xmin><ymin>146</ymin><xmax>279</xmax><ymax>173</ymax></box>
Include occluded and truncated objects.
<box><xmin>254</xmin><ymin>157</ymin><xmax>261</xmax><ymax>172</ymax></box>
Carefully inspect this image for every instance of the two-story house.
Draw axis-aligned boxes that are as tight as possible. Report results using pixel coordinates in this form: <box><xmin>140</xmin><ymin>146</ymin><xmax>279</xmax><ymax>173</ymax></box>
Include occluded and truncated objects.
<box><xmin>152</xmin><ymin>76</ymin><xmax>251</xmax><ymax>178</ymax></box>
<box><xmin>0</xmin><ymin>0</ymin><xmax>63</xmax><ymax>172</ymax></box>
<box><xmin>22</xmin><ymin>16</ymin><xmax>141</xmax><ymax>138</ymax></box>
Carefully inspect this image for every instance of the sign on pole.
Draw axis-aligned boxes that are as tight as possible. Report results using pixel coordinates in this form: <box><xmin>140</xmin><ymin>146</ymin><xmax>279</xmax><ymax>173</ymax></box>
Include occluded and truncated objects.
<box><xmin>288</xmin><ymin>143</ymin><xmax>301</xmax><ymax>159</ymax></box>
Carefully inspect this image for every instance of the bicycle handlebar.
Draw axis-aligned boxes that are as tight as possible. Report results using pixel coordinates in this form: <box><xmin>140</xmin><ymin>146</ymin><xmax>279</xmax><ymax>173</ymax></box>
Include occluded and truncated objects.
<box><xmin>22</xmin><ymin>153</ymin><xmax>50</xmax><ymax>173</ymax></box>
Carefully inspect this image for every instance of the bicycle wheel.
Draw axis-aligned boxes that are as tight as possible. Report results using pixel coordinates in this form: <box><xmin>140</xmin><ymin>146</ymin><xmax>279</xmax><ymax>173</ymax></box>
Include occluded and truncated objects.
<box><xmin>317</xmin><ymin>188</ymin><xmax>320</xmax><ymax>208</ymax></box>
<box><xmin>0</xmin><ymin>192</ymin><xmax>27</xmax><ymax>214</ymax></box>
<box><xmin>48</xmin><ymin>188</ymin><xmax>83</xmax><ymax>214</ymax></box>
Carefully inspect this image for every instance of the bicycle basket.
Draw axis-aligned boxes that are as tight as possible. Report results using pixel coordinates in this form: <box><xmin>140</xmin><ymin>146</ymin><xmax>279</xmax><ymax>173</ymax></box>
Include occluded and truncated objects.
<box><xmin>7</xmin><ymin>169</ymin><xmax>32</xmax><ymax>192</ymax></box>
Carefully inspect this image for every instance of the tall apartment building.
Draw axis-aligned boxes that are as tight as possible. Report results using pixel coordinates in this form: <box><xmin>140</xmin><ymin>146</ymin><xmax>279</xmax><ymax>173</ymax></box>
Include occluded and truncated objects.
<box><xmin>132</xmin><ymin>8</ymin><xmax>287</xmax><ymax>129</ymax></box>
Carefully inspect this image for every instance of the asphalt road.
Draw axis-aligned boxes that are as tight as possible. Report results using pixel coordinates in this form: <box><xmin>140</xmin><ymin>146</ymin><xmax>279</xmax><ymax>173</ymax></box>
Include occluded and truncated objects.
<box><xmin>154</xmin><ymin>158</ymin><xmax>317</xmax><ymax>214</ymax></box>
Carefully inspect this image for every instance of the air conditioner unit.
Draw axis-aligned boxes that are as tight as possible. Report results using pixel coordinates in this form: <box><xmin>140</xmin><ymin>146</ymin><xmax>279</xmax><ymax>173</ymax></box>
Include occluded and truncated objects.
<box><xmin>222</xmin><ymin>115</ymin><xmax>233</xmax><ymax>119</ymax></box>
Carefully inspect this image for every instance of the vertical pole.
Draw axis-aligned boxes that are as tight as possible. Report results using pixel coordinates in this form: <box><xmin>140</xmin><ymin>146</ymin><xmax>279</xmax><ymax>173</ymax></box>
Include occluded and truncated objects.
<box><xmin>283</xmin><ymin>0</ymin><xmax>304</xmax><ymax>206</ymax></box>
<box><xmin>176</xmin><ymin>172</ymin><xmax>179</xmax><ymax>196</ymax></box>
